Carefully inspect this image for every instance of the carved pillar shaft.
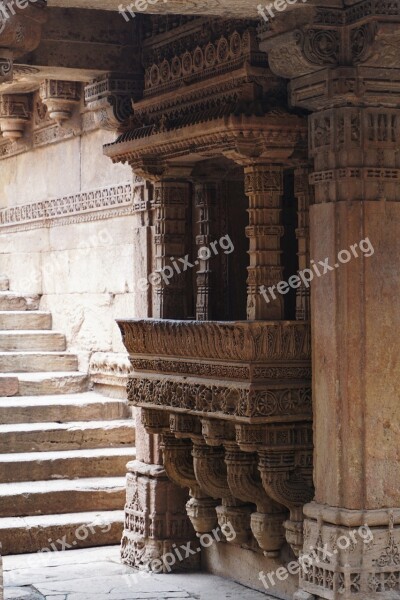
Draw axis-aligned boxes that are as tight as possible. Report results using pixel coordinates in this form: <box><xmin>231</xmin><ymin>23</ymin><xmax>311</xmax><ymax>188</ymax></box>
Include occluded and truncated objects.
<box><xmin>194</xmin><ymin>182</ymin><xmax>217</xmax><ymax>321</ymax></box>
<box><xmin>244</xmin><ymin>164</ymin><xmax>284</xmax><ymax>320</ymax></box>
<box><xmin>294</xmin><ymin>166</ymin><xmax>311</xmax><ymax>321</ymax></box>
<box><xmin>261</xmin><ymin>19</ymin><xmax>400</xmax><ymax>591</ymax></box>
<box><xmin>151</xmin><ymin>180</ymin><xmax>190</xmax><ymax>319</ymax></box>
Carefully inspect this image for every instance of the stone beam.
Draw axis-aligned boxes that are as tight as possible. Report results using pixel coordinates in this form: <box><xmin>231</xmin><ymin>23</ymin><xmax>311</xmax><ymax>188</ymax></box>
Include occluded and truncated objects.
<box><xmin>47</xmin><ymin>0</ymin><xmax>339</xmax><ymax>19</ymax></box>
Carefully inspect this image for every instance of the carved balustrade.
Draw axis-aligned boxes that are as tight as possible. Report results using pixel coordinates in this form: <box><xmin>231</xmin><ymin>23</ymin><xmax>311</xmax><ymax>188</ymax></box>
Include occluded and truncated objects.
<box><xmin>119</xmin><ymin>318</ymin><xmax>313</xmax><ymax>556</ymax></box>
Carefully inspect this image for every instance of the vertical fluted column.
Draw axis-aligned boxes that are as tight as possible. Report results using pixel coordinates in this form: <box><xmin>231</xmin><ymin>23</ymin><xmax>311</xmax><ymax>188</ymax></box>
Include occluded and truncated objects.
<box><xmin>194</xmin><ymin>182</ymin><xmax>217</xmax><ymax>320</ymax></box>
<box><xmin>152</xmin><ymin>179</ymin><xmax>190</xmax><ymax>319</ymax></box>
<box><xmin>294</xmin><ymin>166</ymin><xmax>311</xmax><ymax>321</ymax></box>
<box><xmin>244</xmin><ymin>164</ymin><xmax>284</xmax><ymax>320</ymax></box>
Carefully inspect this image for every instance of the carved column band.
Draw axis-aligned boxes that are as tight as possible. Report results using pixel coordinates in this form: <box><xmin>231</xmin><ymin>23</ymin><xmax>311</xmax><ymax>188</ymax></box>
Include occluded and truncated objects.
<box><xmin>294</xmin><ymin>166</ymin><xmax>311</xmax><ymax>321</ymax></box>
<box><xmin>194</xmin><ymin>181</ymin><xmax>217</xmax><ymax>321</ymax></box>
<box><xmin>151</xmin><ymin>180</ymin><xmax>190</xmax><ymax>320</ymax></box>
<box><xmin>244</xmin><ymin>164</ymin><xmax>284</xmax><ymax>321</ymax></box>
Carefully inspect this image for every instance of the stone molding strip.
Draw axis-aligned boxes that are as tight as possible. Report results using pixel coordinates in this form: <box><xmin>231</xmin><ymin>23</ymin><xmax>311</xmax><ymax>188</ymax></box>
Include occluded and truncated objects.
<box><xmin>0</xmin><ymin>183</ymin><xmax>143</xmax><ymax>232</ymax></box>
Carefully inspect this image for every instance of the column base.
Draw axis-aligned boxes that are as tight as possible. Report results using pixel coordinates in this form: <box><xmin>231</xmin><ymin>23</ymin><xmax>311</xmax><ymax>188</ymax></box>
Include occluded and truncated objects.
<box><xmin>298</xmin><ymin>502</ymin><xmax>400</xmax><ymax>600</ymax></box>
<box><xmin>121</xmin><ymin>460</ymin><xmax>200</xmax><ymax>573</ymax></box>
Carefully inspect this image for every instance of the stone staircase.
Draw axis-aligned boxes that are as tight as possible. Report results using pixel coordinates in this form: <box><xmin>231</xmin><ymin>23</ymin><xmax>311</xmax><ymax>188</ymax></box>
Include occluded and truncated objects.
<box><xmin>0</xmin><ymin>278</ymin><xmax>135</xmax><ymax>555</ymax></box>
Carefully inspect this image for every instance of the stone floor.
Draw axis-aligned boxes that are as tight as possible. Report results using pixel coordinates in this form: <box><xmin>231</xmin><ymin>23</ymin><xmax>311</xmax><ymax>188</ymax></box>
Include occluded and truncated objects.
<box><xmin>2</xmin><ymin>546</ymin><xmax>275</xmax><ymax>599</ymax></box>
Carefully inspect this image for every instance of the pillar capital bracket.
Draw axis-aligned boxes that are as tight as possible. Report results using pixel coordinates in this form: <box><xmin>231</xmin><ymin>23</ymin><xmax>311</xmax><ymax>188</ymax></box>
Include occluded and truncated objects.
<box><xmin>259</xmin><ymin>8</ymin><xmax>400</xmax><ymax>110</ymax></box>
<box><xmin>0</xmin><ymin>93</ymin><xmax>30</xmax><ymax>141</ymax></box>
<box><xmin>84</xmin><ymin>74</ymin><xmax>142</xmax><ymax>132</ymax></box>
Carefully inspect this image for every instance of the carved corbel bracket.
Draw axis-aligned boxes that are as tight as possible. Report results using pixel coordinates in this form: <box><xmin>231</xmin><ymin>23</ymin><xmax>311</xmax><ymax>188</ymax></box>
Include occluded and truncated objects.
<box><xmin>0</xmin><ymin>93</ymin><xmax>30</xmax><ymax>141</ymax></box>
<box><xmin>160</xmin><ymin>433</ymin><xmax>219</xmax><ymax>535</ymax></box>
<box><xmin>235</xmin><ymin>423</ymin><xmax>313</xmax><ymax>555</ymax></box>
<box><xmin>192</xmin><ymin>441</ymin><xmax>252</xmax><ymax>545</ymax></box>
<box><xmin>0</xmin><ymin>0</ymin><xmax>46</xmax><ymax>83</ymax></box>
<box><xmin>224</xmin><ymin>443</ymin><xmax>287</xmax><ymax>556</ymax></box>
<box><xmin>258</xmin><ymin>449</ymin><xmax>314</xmax><ymax>556</ymax></box>
<box><xmin>39</xmin><ymin>80</ymin><xmax>80</xmax><ymax>126</ymax></box>
<box><xmin>84</xmin><ymin>74</ymin><xmax>141</xmax><ymax>132</ymax></box>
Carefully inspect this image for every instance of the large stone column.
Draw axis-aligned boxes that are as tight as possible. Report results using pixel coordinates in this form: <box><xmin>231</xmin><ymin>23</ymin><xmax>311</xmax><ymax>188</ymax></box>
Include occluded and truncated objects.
<box><xmin>261</xmin><ymin>12</ymin><xmax>400</xmax><ymax>599</ymax></box>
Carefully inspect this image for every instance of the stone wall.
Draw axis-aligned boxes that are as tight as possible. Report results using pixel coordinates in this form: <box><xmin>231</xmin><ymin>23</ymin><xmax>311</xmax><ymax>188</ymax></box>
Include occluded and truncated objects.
<box><xmin>0</xmin><ymin>128</ymin><xmax>145</xmax><ymax>373</ymax></box>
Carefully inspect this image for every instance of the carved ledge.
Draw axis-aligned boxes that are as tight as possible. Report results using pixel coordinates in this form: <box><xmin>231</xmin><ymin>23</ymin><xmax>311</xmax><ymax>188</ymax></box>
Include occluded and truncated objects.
<box><xmin>39</xmin><ymin>80</ymin><xmax>80</xmax><ymax>125</ymax></box>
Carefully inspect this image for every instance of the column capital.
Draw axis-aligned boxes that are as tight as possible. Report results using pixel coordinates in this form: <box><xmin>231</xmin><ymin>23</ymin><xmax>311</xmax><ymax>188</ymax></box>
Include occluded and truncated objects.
<box><xmin>259</xmin><ymin>7</ymin><xmax>400</xmax><ymax>110</ymax></box>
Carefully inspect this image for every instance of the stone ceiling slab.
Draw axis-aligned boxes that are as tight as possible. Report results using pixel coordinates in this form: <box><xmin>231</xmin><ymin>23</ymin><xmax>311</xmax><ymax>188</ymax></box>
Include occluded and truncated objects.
<box><xmin>47</xmin><ymin>0</ymin><xmax>343</xmax><ymax>19</ymax></box>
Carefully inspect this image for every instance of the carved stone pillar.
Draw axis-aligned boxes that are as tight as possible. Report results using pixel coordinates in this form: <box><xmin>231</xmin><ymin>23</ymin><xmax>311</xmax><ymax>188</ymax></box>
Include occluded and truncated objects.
<box><xmin>294</xmin><ymin>166</ymin><xmax>311</xmax><ymax>321</ymax></box>
<box><xmin>243</xmin><ymin>164</ymin><xmax>284</xmax><ymax>320</ymax></box>
<box><xmin>260</xmin><ymin>10</ymin><xmax>400</xmax><ymax>599</ymax></box>
<box><xmin>121</xmin><ymin>408</ymin><xmax>198</xmax><ymax>572</ymax></box>
<box><xmin>193</xmin><ymin>181</ymin><xmax>217</xmax><ymax>320</ymax></box>
<box><xmin>151</xmin><ymin>178</ymin><xmax>190</xmax><ymax>319</ymax></box>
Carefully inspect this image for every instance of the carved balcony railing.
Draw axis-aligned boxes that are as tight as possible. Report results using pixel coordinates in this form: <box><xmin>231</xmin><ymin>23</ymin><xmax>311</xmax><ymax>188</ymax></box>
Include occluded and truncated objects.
<box><xmin>119</xmin><ymin>319</ymin><xmax>313</xmax><ymax>557</ymax></box>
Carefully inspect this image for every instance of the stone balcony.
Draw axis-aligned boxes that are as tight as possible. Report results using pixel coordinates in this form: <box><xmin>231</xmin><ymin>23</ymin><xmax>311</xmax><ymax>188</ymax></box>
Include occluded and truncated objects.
<box><xmin>119</xmin><ymin>319</ymin><xmax>313</xmax><ymax>558</ymax></box>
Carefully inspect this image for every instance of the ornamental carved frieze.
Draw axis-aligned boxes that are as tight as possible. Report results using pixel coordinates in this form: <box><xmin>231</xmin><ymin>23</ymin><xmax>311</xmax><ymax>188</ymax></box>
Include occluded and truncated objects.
<box><xmin>119</xmin><ymin>319</ymin><xmax>311</xmax><ymax>363</ymax></box>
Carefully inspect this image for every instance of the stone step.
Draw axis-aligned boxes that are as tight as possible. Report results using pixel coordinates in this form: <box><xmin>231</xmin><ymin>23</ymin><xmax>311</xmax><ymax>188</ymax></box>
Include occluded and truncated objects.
<box><xmin>0</xmin><ymin>510</ymin><xmax>125</xmax><ymax>555</ymax></box>
<box><xmin>0</xmin><ymin>477</ymin><xmax>127</xmax><ymax>517</ymax></box>
<box><xmin>0</xmin><ymin>292</ymin><xmax>40</xmax><ymax>311</ymax></box>
<box><xmin>0</xmin><ymin>351</ymin><xmax>78</xmax><ymax>373</ymax></box>
<box><xmin>0</xmin><ymin>372</ymin><xmax>89</xmax><ymax>395</ymax></box>
<box><xmin>0</xmin><ymin>392</ymin><xmax>130</xmax><ymax>424</ymax></box>
<box><xmin>0</xmin><ymin>420</ymin><xmax>135</xmax><ymax>453</ymax></box>
<box><xmin>0</xmin><ymin>331</ymin><xmax>66</xmax><ymax>352</ymax></box>
<box><xmin>0</xmin><ymin>311</ymin><xmax>52</xmax><ymax>330</ymax></box>
<box><xmin>0</xmin><ymin>447</ymin><xmax>135</xmax><ymax>483</ymax></box>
